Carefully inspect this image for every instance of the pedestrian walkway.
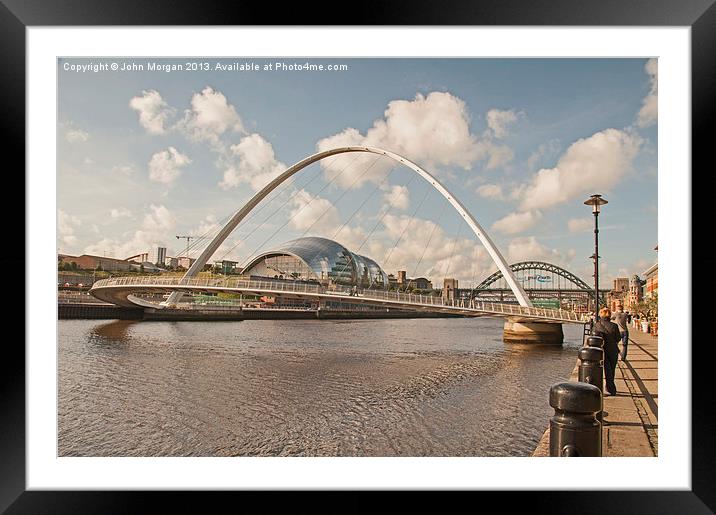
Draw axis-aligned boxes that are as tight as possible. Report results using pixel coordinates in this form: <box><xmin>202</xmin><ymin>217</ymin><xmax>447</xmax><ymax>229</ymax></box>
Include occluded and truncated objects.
<box><xmin>532</xmin><ymin>330</ymin><xmax>658</xmax><ymax>457</ymax></box>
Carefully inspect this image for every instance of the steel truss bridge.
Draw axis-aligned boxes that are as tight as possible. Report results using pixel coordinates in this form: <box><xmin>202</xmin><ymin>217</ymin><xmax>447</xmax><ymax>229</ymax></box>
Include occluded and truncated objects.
<box><xmin>90</xmin><ymin>275</ymin><xmax>586</xmax><ymax>324</ymax></box>
<box><xmin>89</xmin><ymin>146</ymin><xmax>592</xmax><ymax>325</ymax></box>
<box><xmin>471</xmin><ymin>261</ymin><xmax>609</xmax><ymax>307</ymax></box>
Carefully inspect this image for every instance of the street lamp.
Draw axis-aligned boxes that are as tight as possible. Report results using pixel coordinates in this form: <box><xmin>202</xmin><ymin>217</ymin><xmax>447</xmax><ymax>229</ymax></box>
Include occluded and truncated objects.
<box><xmin>584</xmin><ymin>194</ymin><xmax>608</xmax><ymax>319</ymax></box>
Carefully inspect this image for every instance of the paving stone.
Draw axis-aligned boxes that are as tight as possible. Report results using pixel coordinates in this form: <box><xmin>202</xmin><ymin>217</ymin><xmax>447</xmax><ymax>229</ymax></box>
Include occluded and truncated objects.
<box><xmin>532</xmin><ymin>330</ymin><xmax>658</xmax><ymax>457</ymax></box>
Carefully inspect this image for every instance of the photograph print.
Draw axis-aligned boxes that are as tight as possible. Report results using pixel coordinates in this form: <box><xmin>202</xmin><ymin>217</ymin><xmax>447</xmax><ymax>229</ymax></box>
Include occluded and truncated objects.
<box><xmin>57</xmin><ymin>57</ymin><xmax>658</xmax><ymax>458</ymax></box>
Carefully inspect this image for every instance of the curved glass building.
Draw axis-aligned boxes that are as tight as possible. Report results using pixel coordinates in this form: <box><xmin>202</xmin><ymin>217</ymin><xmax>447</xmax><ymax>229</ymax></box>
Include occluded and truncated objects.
<box><xmin>242</xmin><ymin>236</ymin><xmax>389</xmax><ymax>289</ymax></box>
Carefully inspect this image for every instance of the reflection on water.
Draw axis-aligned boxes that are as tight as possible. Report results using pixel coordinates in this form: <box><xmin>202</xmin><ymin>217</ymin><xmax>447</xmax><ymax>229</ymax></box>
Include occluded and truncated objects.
<box><xmin>90</xmin><ymin>319</ymin><xmax>137</xmax><ymax>342</ymax></box>
<box><xmin>58</xmin><ymin>318</ymin><xmax>582</xmax><ymax>456</ymax></box>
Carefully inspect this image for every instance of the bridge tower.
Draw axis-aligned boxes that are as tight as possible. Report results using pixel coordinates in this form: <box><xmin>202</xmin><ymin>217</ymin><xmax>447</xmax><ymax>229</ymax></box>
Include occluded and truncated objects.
<box><xmin>503</xmin><ymin>320</ymin><xmax>564</xmax><ymax>345</ymax></box>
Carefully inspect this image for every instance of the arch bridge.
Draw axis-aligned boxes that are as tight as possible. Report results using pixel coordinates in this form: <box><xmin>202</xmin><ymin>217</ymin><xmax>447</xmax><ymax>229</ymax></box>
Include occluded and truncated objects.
<box><xmin>471</xmin><ymin>261</ymin><xmax>609</xmax><ymax>310</ymax></box>
<box><xmin>163</xmin><ymin>146</ymin><xmax>532</xmax><ymax>308</ymax></box>
<box><xmin>90</xmin><ymin>275</ymin><xmax>585</xmax><ymax>324</ymax></box>
<box><xmin>90</xmin><ymin>147</ymin><xmax>589</xmax><ymax>327</ymax></box>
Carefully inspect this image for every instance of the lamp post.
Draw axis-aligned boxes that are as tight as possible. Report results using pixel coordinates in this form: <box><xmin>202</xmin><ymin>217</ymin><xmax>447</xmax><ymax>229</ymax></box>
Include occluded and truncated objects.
<box><xmin>584</xmin><ymin>194</ymin><xmax>608</xmax><ymax>319</ymax></box>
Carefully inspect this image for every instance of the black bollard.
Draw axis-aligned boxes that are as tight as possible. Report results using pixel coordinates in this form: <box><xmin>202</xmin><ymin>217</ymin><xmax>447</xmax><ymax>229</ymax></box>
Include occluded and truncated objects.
<box><xmin>578</xmin><ymin>346</ymin><xmax>604</xmax><ymax>422</ymax></box>
<box><xmin>586</xmin><ymin>335</ymin><xmax>604</xmax><ymax>349</ymax></box>
<box><xmin>549</xmin><ymin>382</ymin><xmax>602</xmax><ymax>457</ymax></box>
<box><xmin>578</xmin><ymin>346</ymin><xmax>604</xmax><ymax>394</ymax></box>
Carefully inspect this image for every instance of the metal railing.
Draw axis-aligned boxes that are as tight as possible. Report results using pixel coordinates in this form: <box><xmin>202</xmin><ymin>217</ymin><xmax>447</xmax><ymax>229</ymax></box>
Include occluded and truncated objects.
<box><xmin>91</xmin><ymin>276</ymin><xmax>584</xmax><ymax>323</ymax></box>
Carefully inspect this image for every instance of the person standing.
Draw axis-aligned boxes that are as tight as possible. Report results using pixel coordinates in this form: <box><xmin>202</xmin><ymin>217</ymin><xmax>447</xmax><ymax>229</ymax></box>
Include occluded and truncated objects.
<box><xmin>612</xmin><ymin>307</ymin><xmax>630</xmax><ymax>360</ymax></box>
<box><xmin>592</xmin><ymin>307</ymin><xmax>621</xmax><ymax>396</ymax></box>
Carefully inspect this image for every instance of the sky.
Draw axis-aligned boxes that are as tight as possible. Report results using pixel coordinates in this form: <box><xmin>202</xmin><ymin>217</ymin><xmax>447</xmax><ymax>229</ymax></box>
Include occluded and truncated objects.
<box><xmin>57</xmin><ymin>58</ymin><xmax>658</xmax><ymax>288</ymax></box>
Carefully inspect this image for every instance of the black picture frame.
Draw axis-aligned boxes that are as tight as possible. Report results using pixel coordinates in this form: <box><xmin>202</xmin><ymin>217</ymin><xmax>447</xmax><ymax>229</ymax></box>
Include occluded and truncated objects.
<box><xmin>4</xmin><ymin>0</ymin><xmax>712</xmax><ymax>512</ymax></box>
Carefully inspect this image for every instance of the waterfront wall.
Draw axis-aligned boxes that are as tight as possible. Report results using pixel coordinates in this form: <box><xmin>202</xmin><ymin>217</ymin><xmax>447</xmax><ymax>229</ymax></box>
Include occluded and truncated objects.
<box><xmin>58</xmin><ymin>302</ymin><xmax>466</xmax><ymax>321</ymax></box>
<box><xmin>58</xmin><ymin>303</ymin><xmax>144</xmax><ymax>320</ymax></box>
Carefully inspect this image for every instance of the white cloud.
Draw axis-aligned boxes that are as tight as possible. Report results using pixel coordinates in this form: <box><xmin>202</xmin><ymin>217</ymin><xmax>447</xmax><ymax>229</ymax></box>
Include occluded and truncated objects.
<box><xmin>316</xmin><ymin>91</ymin><xmax>514</xmax><ymax>188</ymax></box>
<box><xmin>141</xmin><ymin>204</ymin><xmax>175</xmax><ymax>234</ymax></box>
<box><xmin>109</xmin><ymin>207</ymin><xmax>132</xmax><ymax>219</ymax></box>
<box><xmin>182</xmin><ymin>214</ymin><xmax>245</xmax><ymax>262</ymax></box>
<box><xmin>148</xmin><ymin>147</ymin><xmax>191</xmax><ymax>184</ymax></box>
<box><xmin>492</xmin><ymin>210</ymin><xmax>542</xmax><ymax>234</ymax></box>
<box><xmin>526</xmin><ymin>140</ymin><xmax>561</xmax><ymax>170</ymax></box>
<box><xmin>58</xmin><ymin>209</ymin><xmax>81</xmax><ymax>248</ymax></box>
<box><xmin>219</xmin><ymin>133</ymin><xmax>286</xmax><ymax>191</ymax></box>
<box><xmin>288</xmin><ymin>189</ymin><xmax>340</xmax><ymax>233</ymax></box>
<box><xmin>65</xmin><ymin>127</ymin><xmax>89</xmax><ymax>143</ymax></box>
<box><xmin>636</xmin><ymin>58</ymin><xmax>658</xmax><ymax>128</ymax></box>
<box><xmin>482</xmin><ymin>142</ymin><xmax>514</xmax><ymax>170</ymax></box>
<box><xmin>129</xmin><ymin>89</ymin><xmax>174</xmax><ymax>135</ymax></box>
<box><xmin>332</xmin><ymin>225</ymin><xmax>369</xmax><ymax>253</ymax></box>
<box><xmin>84</xmin><ymin>204</ymin><xmax>176</xmax><ymax>259</ymax></box>
<box><xmin>476</xmin><ymin>183</ymin><xmax>504</xmax><ymax>200</ymax></box>
<box><xmin>178</xmin><ymin>86</ymin><xmax>244</xmax><ymax>144</ymax></box>
<box><xmin>517</xmin><ymin>128</ymin><xmax>642</xmax><ymax>211</ymax></box>
<box><xmin>111</xmin><ymin>164</ymin><xmax>136</xmax><ymax>176</ymax></box>
<box><xmin>315</xmin><ymin>130</ymin><xmax>390</xmax><ymax>189</ymax></box>
<box><xmin>507</xmin><ymin>236</ymin><xmax>569</xmax><ymax>265</ymax></box>
<box><xmin>580</xmin><ymin>261</ymin><xmax>613</xmax><ymax>288</ymax></box>
<box><xmin>430</xmin><ymin>250</ymin><xmax>492</xmax><ymax>287</ymax></box>
<box><xmin>486</xmin><ymin>109</ymin><xmax>519</xmax><ymax>138</ymax></box>
<box><xmin>369</xmin><ymin>92</ymin><xmax>480</xmax><ymax>168</ymax></box>
<box><xmin>567</xmin><ymin>217</ymin><xmax>593</xmax><ymax>233</ymax></box>
<box><xmin>384</xmin><ymin>185</ymin><xmax>410</xmax><ymax>210</ymax></box>
<box><xmin>375</xmin><ymin>214</ymin><xmax>496</xmax><ymax>284</ymax></box>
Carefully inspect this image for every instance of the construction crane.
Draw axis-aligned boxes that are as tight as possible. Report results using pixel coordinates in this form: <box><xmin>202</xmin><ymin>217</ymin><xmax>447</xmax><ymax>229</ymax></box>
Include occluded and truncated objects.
<box><xmin>175</xmin><ymin>235</ymin><xmax>195</xmax><ymax>260</ymax></box>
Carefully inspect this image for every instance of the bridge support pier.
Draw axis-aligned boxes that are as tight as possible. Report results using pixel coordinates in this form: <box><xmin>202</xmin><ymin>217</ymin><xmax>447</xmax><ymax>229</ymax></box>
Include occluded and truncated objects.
<box><xmin>503</xmin><ymin>319</ymin><xmax>564</xmax><ymax>345</ymax></box>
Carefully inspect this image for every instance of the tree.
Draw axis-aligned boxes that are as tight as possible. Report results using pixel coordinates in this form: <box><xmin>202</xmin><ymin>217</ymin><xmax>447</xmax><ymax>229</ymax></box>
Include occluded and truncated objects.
<box><xmin>634</xmin><ymin>292</ymin><xmax>658</xmax><ymax>321</ymax></box>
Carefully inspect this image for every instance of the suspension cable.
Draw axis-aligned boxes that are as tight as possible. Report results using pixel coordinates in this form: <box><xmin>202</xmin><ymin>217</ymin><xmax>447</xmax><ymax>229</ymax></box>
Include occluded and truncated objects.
<box><xmin>297</xmin><ymin>154</ymin><xmax>383</xmax><ymax>239</ymax></box>
<box><xmin>331</xmin><ymin>164</ymin><xmax>397</xmax><ymax>242</ymax></box>
<box><xmin>410</xmin><ymin>196</ymin><xmax>449</xmax><ymax>281</ymax></box>
<box><xmin>294</xmin><ymin>156</ymin><xmax>398</xmax><ymax>283</ymax></box>
<box><xmin>178</xmin><ymin>157</ymin><xmax>340</xmax><ymax>260</ymax></box>
<box><xmin>290</xmin><ymin>155</ymin><xmax>387</xmax><ymax>274</ymax></box>
<box><xmin>238</xmin><ymin>153</ymin><xmax>365</xmax><ymax>263</ymax></box>
<box><xmin>332</xmin><ymin>170</ymin><xmax>420</xmax><ymax>286</ymax></box>
<box><xmin>215</xmin><ymin>158</ymin><xmax>331</xmax><ymax>262</ymax></box>
<box><xmin>382</xmin><ymin>182</ymin><xmax>432</xmax><ymax>272</ymax></box>
<box><xmin>442</xmin><ymin>221</ymin><xmax>464</xmax><ymax>288</ymax></box>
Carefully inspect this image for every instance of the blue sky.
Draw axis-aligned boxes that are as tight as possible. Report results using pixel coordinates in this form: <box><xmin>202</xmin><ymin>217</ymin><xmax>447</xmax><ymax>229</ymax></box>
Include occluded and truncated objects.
<box><xmin>57</xmin><ymin>58</ymin><xmax>657</xmax><ymax>287</ymax></box>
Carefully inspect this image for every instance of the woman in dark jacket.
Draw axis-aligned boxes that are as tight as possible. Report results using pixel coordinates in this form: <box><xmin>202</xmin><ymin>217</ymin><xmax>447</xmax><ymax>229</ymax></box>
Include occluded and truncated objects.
<box><xmin>592</xmin><ymin>307</ymin><xmax>622</xmax><ymax>396</ymax></box>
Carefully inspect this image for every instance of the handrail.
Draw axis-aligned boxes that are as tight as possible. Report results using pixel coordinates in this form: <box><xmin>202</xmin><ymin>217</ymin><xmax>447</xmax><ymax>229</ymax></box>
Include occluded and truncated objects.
<box><xmin>90</xmin><ymin>275</ymin><xmax>582</xmax><ymax>322</ymax></box>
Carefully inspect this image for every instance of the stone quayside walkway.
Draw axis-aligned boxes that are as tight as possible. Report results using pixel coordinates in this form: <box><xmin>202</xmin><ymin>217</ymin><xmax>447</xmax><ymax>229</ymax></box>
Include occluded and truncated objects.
<box><xmin>533</xmin><ymin>330</ymin><xmax>658</xmax><ymax>457</ymax></box>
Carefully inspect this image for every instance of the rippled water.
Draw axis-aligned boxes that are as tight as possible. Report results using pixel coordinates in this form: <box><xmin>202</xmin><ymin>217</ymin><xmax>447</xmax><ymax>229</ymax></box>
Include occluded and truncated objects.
<box><xmin>58</xmin><ymin>318</ymin><xmax>582</xmax><ymax>456</ymax></box>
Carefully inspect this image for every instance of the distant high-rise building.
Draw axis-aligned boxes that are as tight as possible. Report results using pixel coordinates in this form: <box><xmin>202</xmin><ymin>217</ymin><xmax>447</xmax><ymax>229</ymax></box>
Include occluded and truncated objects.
<box><xmin>397</xmin><ymin>270</ymin><xmax>407</xmax><ymax>285</ymax></box>
<box><xmin>157</xmin><ymin>246</ymin><xmax>167</xmax><ymax>265</ymax></box>
<box><xmin>613</xmin><ymin>277</ymin><xmax>629</xmax><ymax>292</ymax></box>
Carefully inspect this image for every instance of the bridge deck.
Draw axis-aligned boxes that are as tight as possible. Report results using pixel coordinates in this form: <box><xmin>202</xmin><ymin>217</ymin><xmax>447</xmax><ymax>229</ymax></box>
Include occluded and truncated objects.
<box><xmin>90</xmin><ymin>276</ymin><xmax>588</xmax><ymax>324</ymax></box>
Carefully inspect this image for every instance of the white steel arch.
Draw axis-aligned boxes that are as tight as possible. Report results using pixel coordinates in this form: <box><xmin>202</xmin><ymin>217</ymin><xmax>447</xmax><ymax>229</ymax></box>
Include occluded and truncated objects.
<box><xmin>167</xmin><ymin>146</ymin><xmax>533</xmax><ymax>307</ymax></box>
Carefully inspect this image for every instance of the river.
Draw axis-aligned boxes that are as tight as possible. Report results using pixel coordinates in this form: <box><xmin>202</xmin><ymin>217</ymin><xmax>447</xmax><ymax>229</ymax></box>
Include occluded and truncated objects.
<box><xmin>58</xmin><ymin>317</ymin><xmax>582</xmax><ymax>456</ymax></box>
